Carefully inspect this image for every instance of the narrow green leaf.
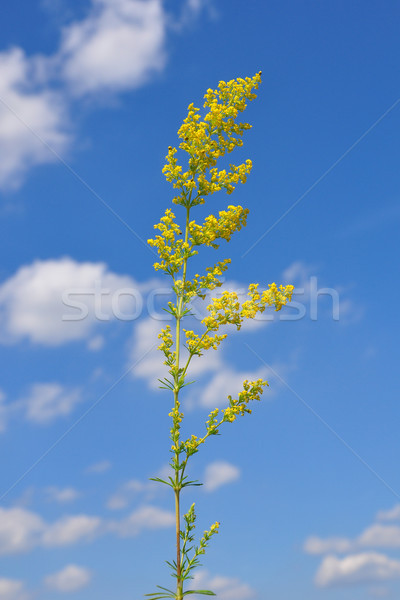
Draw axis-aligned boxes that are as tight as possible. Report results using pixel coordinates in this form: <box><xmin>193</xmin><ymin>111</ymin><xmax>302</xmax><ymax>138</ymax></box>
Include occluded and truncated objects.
<box><xmin>149</xmin><ymin>477</ymin><xmax>173</xmax><ymax>487</ymax></box>
<box><xmin>183</xmin><ymin>590</ymin><xmax>216</xmax><ymax>596</ymax></box>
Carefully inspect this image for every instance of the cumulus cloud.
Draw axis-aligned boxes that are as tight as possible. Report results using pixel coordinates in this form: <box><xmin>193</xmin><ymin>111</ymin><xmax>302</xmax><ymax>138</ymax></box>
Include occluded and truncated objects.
<box><xmin>22</xmin><ymin>383</ymin><xmax>82</xmax><ymax>424</ymax></box>
<box><xmin>44</xmin><ymin>564</ymin><xmax>92</xmax><ymax>593</ymax></box>
<box><xmin>203</xmin><ymin>461</ymin><xmax>240</xmax><ymax>492</ymax></box>
<box><xmin>0</xmin><ymin>504</ymin><xmax>174</xmax><ymax>556</ymax></box>
<box><xmin>0</xmin><ymin>47</ymin><xmax>69</xmax><ymax>189</ymax></box>
<box><xmin>190</xmin><ymin>570</ymin><xmax>255</xmax><ymax>600</ymax></box>
<box><xmin>85</xmin><ymin>460</ymin><xmax>112</xmax><ymax>474</ymax></box>
<box><xmin>58</xmin><ymin>0</ymin><xmax>166</xmax><ymax>96</ymax></box>
<box><xmin>377</xmin><ymin>505</ymin><xmax>400</xmax><ymax>522</ymax></box>
<box><xmin>0</xmin><ymin>507</ymin><xmax>44</xmax><ymax>555</ymax></box>
<box><xmin>0</xmin><ymin>578</ymin><xmax>29</xmax><ymax>600</ymax></box>
<box><xmin>106</xmin><ymin>479</ymin><xmax>158</xmax><ymax>510</ymax></box>
<box><xmin>45</xmin><ymin>487</ymin><xmax>80</xmax><ymax>504</ymax></box>
<box><xmin>111</xmin><ymin>505</ymin><xmax>174</xmax><ymax>537</ymax></box>
<box><xmin>0</xmin><ymin>383</ymin><xmax>82</xmax><ymax>432</ymax></box>
<box><xmin>0</xmin><ymin>258</ymin><xmax>141</xmax><ymax>345</ymax></box>
<box><xmin>42</xmin><ymin>515</ymin><xmax>102</xmax><ymax>547</ymax></box>
<box><xmin>305</xmin><ymin>511</ymin><xmax>400</xmax><ymax>589</ymax></box>
<box><xmin>358</xmin><ymin>524</ymin><xmax>400</xmax><ymax>549</ymax></box>
<box><xmin>0</xmin><ymin>507</ymin><xmax>100</xmax><ymax>555</ymax></box>
<box><xmin>315</xmin><ymin>552</ymin><xmax>400</xmax><ymax>587</ymax></box>
<box><xmin>305</xmin><ymin>524</ymin><xmax>400</xmax><ymax>556</ymax></box>
<box><xmin>304</xmin><ymin>535</ymin><xmax>353</xmax><ymax>555</ymax></box>
<box><xmin>0</xmin><ymin>0</ymin><xmax>206</xmax><ymax>189</ymax></box>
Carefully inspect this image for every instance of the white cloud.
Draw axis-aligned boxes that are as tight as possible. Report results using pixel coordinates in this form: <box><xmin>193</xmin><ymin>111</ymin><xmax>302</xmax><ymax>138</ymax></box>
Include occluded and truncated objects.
<box><xmin>358</xmin><ymin>524</ymin><xmax>400</xmax><ymax>549</ymax></box>
<box><xmin>305</xmin><ymin>514</ymin><xmax>400</xmax><ymax>589</ymax></box>
<box><xmin>0</xmin><ymin>258</ymin><xmax>140</xmax><ymax>345</ymax></box>
<box><xmin>304</xmin><ymin>524</ymin><xmax>400</xmax><ymax>556</ymax></box>
<box><xmin>42</xmin><ymin>515</ymin><xmax>102</xmax><ymax>547</ymax></box>
<box><xmin>0</xmin><ymin>578</ymin><xmax>28</xmax><ymax>600</ymax></box>
<box><xmin>315</xmin><ymin>552</ymin><xmax>400</xmax><ymax>587</ymax></box>
<box><xmin>190</xmin><ymin>570</ymin><xmax>255</xmax><ymax>599</ymax></box>
<box><xmin>203</xmin><ymin>461</ymin><xmax>240</xmax><ymax>492</ymax></box>
<box><xmin>0</xmin><ymin>1</ymin><xmax>213</xmax><ymax>189</ymax></box>
<box><xmin>377</xmin><ymin>505</ymin><xmax>400</xmax><ymax>522</ymax></box>
<box><xmin>44</xmin><ymin>564</ymin><xmax>92</xmax><ymax>593</ymax></box>
<box><xmin>0</xmin><ymin>503</ymin><xmax>176</xmax><ymax>556</ymax></box>
<box><xmin>0</xmin><ymin>47</ymin><xmax>69</xmax><ymax>189</ymax></box>
<box><xmin>85</xmin><ymin>460</ymin><xmax>112</xmax><ymax>474</ymax></box>
<box><xmin>111</xmin><ymin>505</ymin><xmax>174</xmax><ymax>537</ymax></box>
<box><xmin>22</xmin><ymin>383</ymin><xmax>82</xmax><ymax>424</ymax></box>
<box><xmin>107</xmin><ymin>479</ymin><xmax>149</xmax><ymax>510</ymax></box>
<box><xmin>0</xmin><ymin>507</ymin><xmax>45</xmax><ymax>555</ymax></box>
<box><xmin>45</xmin><ymin>487</ymin><xmax>80</xmax><ymax>504</ymax></box>
<box><xmin>282</xmin><ymin>260</ymin><xmax>315</xmax><ymax>289</ymax></box>
<box><xmin>87</xmin><ymin>335</ymin><xmax>105</xmax><ymax>351</ymax></box>
<box><xmin>0</xmin><ymin>383</ymin><xmax>82</xmax><ymax>432</ymax></box>
<box><xmin>175</xmin><ymin>0</ymin><xmax>217</xmax><ymax>28</ymax></box>
<box><xmin>304</xmin><ymin>535</ymin><xmax>353</xmax><ymax>555</ymax></box>
<box><xmin>129</xmin><ymin>317</ymin><xmax>169</xmax><ymax>388</ymax></box>
<box><xmin>58</xmin><ymin>0</ymin><xmax>166</xmax><ymax>96</ymax></box>
<box><xmin>0</xmin><ymin>506</ymin><xmax>102</xmax><ymax>555</ymax></box>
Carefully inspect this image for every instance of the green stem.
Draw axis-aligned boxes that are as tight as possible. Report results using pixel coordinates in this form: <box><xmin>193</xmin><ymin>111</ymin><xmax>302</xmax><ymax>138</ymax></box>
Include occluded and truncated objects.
<box><xmin>173</xmin><ymin>204</ymin><xmax>191</xmax><ymax>600</ymax></box>
<box><xmin>174</xmin><ymin>478</ymin><xmax>183</xmax><ymax>600</ymax></box>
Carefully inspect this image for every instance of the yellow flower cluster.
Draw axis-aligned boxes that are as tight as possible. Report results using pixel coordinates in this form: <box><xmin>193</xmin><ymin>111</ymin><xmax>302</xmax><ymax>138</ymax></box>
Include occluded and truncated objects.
<box><xmin>183</xmin><ymin>376</ymin><xmax>267</xmax><ymax>456</ymax></box>
<box><xmin>184</xmin><ymin>434</ymin><xmax>201</xmax><ymax>455</ymax></box>
<box><xmin>202</xmin><ymin>282</ymin><xmax>294</xmax><ymax>332</ymax></box>
<box><xmin>158</xmin><ymin>325</ymin><xmax>176</xmax><ymax>368</ymax></box>
<box><xmin>181</xmin><ymin>260</ymin><xmax>231</xmax><ymax>301</ymax></box>
<box><xmin>162</xmin><ymin>73</ymin><xmax>262</xmax><ymax>206</ymax></box>
<box><xmin>202</xmin><ymin>290</ymin><xmax>241</xmax><ymax>331</ymax></box>
<box><xmin>184</xmin><ymin>329</ymin><xmax>227</xmax><ymax>355</ymax></box>
<box><xmin>169</xmin><ymin>400</ymin><xmax>184</xmax><ymax>449</ymax></box>
<box><xmin>197</xmin><ymin>521</ymin><xmax>220</xmax><ymax>554</ymax></box>
<box><xmin>241</xmin><ymin>282</ymin><xmax>295</xmax><ymax>317</ymax></box>
<box><xmin>148</xmin><ymin>209</ymin><xmax>188</xmax><ymax>274</ymax></box>
<box><xmin>189</xmin><ymin>205</ymin><xmax>249</xmax><ymax>248</ymax></box>
<box><xmin>222</xmin><ymin>379</ymin><xmax>268</xmax><ymax>423</ymax></box>
<box><xmin>197</xmin><ymin>160</ymin><xmax>252</xmax><ymax>198</ymax></box>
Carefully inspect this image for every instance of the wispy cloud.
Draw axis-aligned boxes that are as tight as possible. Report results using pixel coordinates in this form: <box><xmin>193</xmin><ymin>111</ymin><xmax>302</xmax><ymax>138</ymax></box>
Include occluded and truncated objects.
<box><xmin>45</xmin><ymin>486</ymin><xmax>81</xmax><ymax>504</ymax></box>
<box><xmin>315</xmin><ymin>552</ymin><xmax>400</xmax><ymax>587</ymax></box>
<box><xmin>0</xmin><ymin>577</ymin><xmax>29</xmax><ymax>600</ymax></box>
<box><xmin>106</xmin><ymin>479</ymin><xmax>158</xmax><ymax>510</ymax></box>
<box><xmin>85</xmin><ymin>460</ymin><xmax>112</xmax><ymax>474</ymax></box>
<box><xmin>109</xmin><ymin>505</ymin><xmax>175</xmax><ymax>536</ymax></box>
<box><xmin>44</xmin><ymin>564</ymin><xmax>92</xmax><ymax>593</ymax></box>
<box><xmin>190</xmin><ymin>570</ymin><xmax>255</xmax><ymax>599</ymax></box>
<box><xmin>0</xmin><ymin>504</ymin><xmax>174</xmax><ymax>556</ymax></box>
<box><xmin>203</xmin><ymin>461</ymin><xmax>240</xmax><ymax>492</ymax></box>
<box><xmin>0</xmin><ymin>383</ymin><xmax>83</xmax><ymax>432</ymax></box>
<box><xmin>377</xmin><ymin>504</ymin><xmax>400</xmax><ymax>522</ymax></box>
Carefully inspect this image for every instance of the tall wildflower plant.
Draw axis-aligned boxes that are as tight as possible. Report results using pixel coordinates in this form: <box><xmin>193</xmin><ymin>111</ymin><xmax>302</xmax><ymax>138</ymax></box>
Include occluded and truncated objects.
<box><xmin>146</xmin><ymin>73</ymin><xmax>294</xmax><ymax>599</ymax></box>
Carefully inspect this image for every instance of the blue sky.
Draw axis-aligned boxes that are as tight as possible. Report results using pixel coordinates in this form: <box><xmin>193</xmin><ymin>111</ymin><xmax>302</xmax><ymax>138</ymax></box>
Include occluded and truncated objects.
<box><xmin>0</xmin><ymin>0</ymin><xmax>399</xmax><ymax>598</ymax></box>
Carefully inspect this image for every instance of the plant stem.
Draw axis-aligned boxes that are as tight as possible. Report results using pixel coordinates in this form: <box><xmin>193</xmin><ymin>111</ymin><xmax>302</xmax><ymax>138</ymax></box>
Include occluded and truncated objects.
<box><xmin>174</xmin><ymin>474</ymin><xmax>183</xmax><ymax>599</ymax></box>
<box><xmin>173</xmin><ymin>204</ymin><xmax>191</xmax><ymax>600</ymax></box>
